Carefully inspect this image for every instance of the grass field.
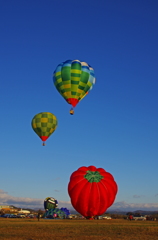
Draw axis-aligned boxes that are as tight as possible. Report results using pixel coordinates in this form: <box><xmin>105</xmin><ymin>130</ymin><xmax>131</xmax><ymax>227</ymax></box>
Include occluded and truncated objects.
<box><xmin>0</xmin><ymin>218</ymin><xmax>158</xmax><ymax>240</ymax></box>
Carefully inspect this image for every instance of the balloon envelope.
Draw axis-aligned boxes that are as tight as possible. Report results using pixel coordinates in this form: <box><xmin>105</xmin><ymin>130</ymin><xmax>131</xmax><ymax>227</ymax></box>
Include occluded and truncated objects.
<box><xmin>44</xmin><ymin>197</ymin><xmax>58</xmax><ymax>210</ymax></box>
<box><xmin>31</xmin><ymin>112</ymin><xmax>58</xmax><ymax>144</ymax></box>
<box><xmin>68</xmin><ymin>165</ymin><xmax>118</xmax><ymax>219</ymax></box>
<box><xmin>44</xmin><ymin>208</ymin><xmax>69</xmax><ymax>219</ymax></box>
<box><xmin>53</xmin><ymin>60</ymin><xmax>96</xmax><ymax>108</ymax></box>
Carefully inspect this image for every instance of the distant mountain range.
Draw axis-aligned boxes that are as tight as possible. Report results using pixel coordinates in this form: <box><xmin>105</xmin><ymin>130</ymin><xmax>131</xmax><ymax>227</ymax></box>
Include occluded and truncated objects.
<box><xmin>55</xmin><ymin>209</ymin><xmax>158</xmax><ymax>216</ymax></box>
<box><xmin>106</xmin><ymin>209</ymin><xmax>158</xmax><ymax>215</ymax></box>
<box><xmin>9</xmin><ymin>205</ymin><xmax>158</xmax><ymax>216</ymax></box>
<box><xmin>68</xmin><ymin>209</ymin><xmax>158</xmax><ymax>216</ymax></box>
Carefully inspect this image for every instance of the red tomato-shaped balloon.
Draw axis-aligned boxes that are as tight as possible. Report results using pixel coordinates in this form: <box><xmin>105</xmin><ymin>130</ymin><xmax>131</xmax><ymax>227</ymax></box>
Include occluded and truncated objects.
<box><xmin>68</xmin><ymin>166</ymin><xmax>118</xmax><ymax>219</ymax></box>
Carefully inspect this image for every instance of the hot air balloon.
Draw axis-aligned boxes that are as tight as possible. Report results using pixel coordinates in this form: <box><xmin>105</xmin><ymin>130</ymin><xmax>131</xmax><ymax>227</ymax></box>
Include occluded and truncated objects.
<box><xmin>60</xmin><ymin>207</ymin><xmax>70</xmax><ymax>216</ymax></box>
<box><xmin>44</xmin><ymin>197</ymin><xmax>58</xmax><ymax>210</ymax></box>
<box><xmin>44</xmin><ymin>208</ymin><xmax>70</xmax><ymax>219</ymax></box>
<box><xmin>31</xmin><ymin>112</ymin><xmax>58</xmax><ymax>146</ymax></box>
<box><xmin>68</xmin><ymin>166</ymin><xmax>118</xmax><ymax>219</ymax></box>
<box><xmin>53</xmin><ymin>60</ymin><xmax>96</xmax><ymax>115</ymax></box>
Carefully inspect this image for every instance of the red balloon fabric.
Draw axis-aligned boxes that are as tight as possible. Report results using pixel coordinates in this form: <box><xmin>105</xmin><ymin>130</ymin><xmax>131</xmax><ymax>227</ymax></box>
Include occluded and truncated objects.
<box><xmin>68</xmin><ymin>166</ymin><xmax>118</xmax><ymax>218</ymax></box>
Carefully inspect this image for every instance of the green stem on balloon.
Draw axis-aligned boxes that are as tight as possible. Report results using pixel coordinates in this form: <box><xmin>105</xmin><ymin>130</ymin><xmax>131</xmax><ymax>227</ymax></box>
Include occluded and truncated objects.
<box><xmin>84</xmin><ymin>170</ymin><xmax>104</xmax><ymax>183</ymax></box>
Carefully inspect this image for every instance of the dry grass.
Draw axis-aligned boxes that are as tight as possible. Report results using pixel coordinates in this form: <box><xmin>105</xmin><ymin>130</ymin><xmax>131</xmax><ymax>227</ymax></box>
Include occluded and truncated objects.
<box><xmin>0</xmin><ymin>218</ymin><xmax>158</xmax><ymax>240</ymax></box>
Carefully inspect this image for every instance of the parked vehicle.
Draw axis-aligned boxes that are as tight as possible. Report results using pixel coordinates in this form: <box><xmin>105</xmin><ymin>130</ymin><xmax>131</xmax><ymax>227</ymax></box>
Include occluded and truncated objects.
<box><xmin>103</xmin><ymin>216</ymin><xmax>112</xmax><ymax>219</ymax></box>
<box><xmin>133</xmin><ymin>216</ymin><xmax>146</xmax><ymax>221</ymax></box>
<box><xmin>27</xmin><ymin>214</ymin><xmax>36</xmax><ymax>218</ymax></box>
<box><xmin>3</xmin><ymin>214</ymin><xmax>11</xmax><ymax>218</ymax></box>
<box><xmin>9</xmin><ymin>214</ymin><xmax>17</xmax><ymax>218</ymax></box>
<box><xmin>17</xmin><ymin>214</ymin><xmax>26</xmax><ymax>218</ymax></box>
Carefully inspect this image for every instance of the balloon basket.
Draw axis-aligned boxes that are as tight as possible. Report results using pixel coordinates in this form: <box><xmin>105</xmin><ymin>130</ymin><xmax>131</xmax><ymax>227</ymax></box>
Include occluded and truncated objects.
<box><xmin>69</xmin><ymin>108</ymin><xmax>74</xmax><ymax>115</ymax></box>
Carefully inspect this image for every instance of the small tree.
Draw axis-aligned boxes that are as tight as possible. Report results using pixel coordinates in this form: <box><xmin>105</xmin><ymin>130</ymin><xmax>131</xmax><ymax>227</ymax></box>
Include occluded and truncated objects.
<box><xmin>0</xmin><ymin>209</ymin><xmax>5</xmax><ymax>216</ymax></box>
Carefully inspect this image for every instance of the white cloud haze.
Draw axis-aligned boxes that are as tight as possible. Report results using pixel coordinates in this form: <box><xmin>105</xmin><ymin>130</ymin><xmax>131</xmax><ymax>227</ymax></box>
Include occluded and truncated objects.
<box><xmin>1</xmin><ymin>190</ymin><xmax>158</xmax><ymax>211</ymax></box>
<box><xmin>109</xmin><ymin>201</ymin><xmax>158</xmax><ymax>211</ymax></box>
<box><xmin>0</xmin><ymin>189</ymin><xmax>71</xmax><ymax>209</ymax></box>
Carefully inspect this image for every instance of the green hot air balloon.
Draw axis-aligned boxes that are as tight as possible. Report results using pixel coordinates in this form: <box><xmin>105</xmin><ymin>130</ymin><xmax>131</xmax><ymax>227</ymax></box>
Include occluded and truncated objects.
<box><xmin>31</xmin><ymin>112</ymin><xmax>58</xmax><ymax>146</ymax></box>
<box><xmin>44</xmin><ymin>197</ymin><xmax>58</xmax><ymax>210</ymax></box>
<box><xmin>53</xmin><ymin>60</ymin><xmax>96</xmax><ymax>115</ymax></box>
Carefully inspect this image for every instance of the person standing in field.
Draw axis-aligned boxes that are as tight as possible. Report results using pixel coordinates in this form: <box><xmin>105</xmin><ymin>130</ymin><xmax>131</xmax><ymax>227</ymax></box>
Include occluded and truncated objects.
<box><xmin>37</xmin><ymin>212</ymin><xmax>40</xmax><ymax>221</ymax></box>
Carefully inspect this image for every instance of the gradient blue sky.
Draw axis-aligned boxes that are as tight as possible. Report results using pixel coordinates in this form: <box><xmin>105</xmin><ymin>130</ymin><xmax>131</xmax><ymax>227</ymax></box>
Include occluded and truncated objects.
<box><xmin>0</xmin><ymin>0</ymin><xmax>158</xmax><ymax>211</ymax></box>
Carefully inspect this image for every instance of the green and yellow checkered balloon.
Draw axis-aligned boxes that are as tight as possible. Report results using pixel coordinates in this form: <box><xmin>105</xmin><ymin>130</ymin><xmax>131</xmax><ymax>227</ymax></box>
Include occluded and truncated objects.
<box><xmin>53</xmin><ymin>60</ymin><xmax>96</xmax><ymax>114</ymax></box>
<box><xmin>31</xmin><ymin>112</ymin><xmax>58</xmax><ymax>145</ymax></box>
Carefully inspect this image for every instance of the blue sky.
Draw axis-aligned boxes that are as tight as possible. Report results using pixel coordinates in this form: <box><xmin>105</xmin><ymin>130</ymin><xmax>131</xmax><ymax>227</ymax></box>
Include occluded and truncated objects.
<box><xmin>0</xmin><ymin>0</ymin><xmax>158</xmax><ymax>211</ymax></box>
